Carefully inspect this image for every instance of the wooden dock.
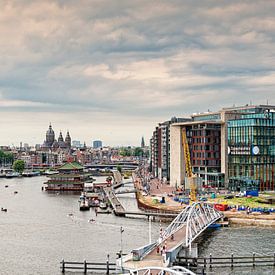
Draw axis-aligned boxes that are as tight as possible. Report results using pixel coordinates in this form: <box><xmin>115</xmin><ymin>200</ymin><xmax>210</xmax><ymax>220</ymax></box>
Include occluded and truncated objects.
<box><xmin>60</xmin><ymin>258</ymin><xmax>116</xmax><ymax>274</ymax></box>
<box><xmin>175</xmin><ymin>253</ymin><xmax>275</xmax><ymax>270</ymax></box>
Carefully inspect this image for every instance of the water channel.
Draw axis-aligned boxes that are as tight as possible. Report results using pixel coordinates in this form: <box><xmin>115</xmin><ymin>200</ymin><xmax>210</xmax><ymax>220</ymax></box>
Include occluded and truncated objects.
<box><xmin>0</xmin><ymin>176</ymin><xmax>274</xmax><ymax>275</ymax></box>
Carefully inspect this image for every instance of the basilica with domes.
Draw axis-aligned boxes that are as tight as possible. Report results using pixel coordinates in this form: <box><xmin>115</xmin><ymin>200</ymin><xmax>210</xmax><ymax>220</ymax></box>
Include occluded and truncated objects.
<box><xmin>42</xmin><ymin>124</ymin><xmax>71</xmax><ymax>151</ymax></box>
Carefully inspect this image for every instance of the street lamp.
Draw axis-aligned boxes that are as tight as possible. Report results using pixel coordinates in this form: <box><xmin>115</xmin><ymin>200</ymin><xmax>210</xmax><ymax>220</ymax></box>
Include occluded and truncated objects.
<box><xmin>120</xmin><ymin>226</ymin><xmax>124</xmax><ymax>272</ymax></box>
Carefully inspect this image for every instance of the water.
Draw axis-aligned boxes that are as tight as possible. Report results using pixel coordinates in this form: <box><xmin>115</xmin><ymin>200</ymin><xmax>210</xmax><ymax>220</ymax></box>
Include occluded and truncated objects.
<box><xmin>0</xmin><ymin>177</ymin><xmax>274</xmax><ymax>275</ymax></box>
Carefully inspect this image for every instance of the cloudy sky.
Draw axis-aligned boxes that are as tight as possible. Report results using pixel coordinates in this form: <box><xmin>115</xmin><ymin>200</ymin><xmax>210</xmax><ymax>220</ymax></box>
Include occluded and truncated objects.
<box><xmin>0</xmin><ymin>0</ymin><xmax>275</xmax><ymax>147</ymax></box>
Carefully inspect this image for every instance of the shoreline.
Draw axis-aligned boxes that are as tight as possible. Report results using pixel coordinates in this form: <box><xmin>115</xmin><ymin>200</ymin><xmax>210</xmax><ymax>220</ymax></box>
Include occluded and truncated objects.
<box><xmin>133</xmin><ymin>174</ymin><xmax>275</xmax><ymax>228</ymax></box>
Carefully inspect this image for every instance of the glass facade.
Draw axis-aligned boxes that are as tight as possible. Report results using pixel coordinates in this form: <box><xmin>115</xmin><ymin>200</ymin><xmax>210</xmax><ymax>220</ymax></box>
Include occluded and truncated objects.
<box><xmin>193</xmin><ymin>114</ymin><xmax>221</xmax><ymax>122</ymax></box>
<box><xmin>228</xmin><ymin>109</ymin><xmax>275</xmax><ymax>191</ymax></box>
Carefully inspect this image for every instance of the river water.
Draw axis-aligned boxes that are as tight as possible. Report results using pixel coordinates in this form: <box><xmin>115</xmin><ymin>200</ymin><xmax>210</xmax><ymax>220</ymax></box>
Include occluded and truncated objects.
<box><xmin>0</xmin><ymin>176</ymin><xmax>274</xmax><ymax>275</ymax></box>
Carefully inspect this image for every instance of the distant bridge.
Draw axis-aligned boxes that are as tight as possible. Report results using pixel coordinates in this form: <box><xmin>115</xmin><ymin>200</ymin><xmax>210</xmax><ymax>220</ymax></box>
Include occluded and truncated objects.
<box><xmin>120</xmin><ymin>202</ymin><xmax>223</xmax><ymax>271</ymax></box>
<box><xmin>84</xmin><ymin>163</ymin><xmax>138</xmax><ymax>170</ymax></box>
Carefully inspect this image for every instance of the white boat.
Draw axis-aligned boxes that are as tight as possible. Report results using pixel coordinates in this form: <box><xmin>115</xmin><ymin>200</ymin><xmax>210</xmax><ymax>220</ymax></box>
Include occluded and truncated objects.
<box><xmin>79</xmin><ymin>199</ymin><xmax>90</xmax><ymax>211</ymax></box>
<box><xmin>22</xmin><ymin>170</ymin><xmax>40</xmax><ymax>177</ymax></box>
<box><xmin>99</xmin><ymin>202</ymin><xmax>107</xmax><ymax>210</ymax></box>
<box><xmin>44</xmin><ymin>169</ymin><xmax>59</xmax><ymax>175</ymax></box>
<box><xmin>6</xmin><ymin>171</ymin><xmax>20</xmax><ymax>178</ymax></box>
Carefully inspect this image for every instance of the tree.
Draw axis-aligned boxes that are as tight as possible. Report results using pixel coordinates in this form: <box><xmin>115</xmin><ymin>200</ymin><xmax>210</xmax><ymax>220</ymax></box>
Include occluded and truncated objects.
<box><xmin>13</xmin><ymin>160</ymin><xmax>25</xmax><ymax>173</ymax></box>
<box><xmin>134</xmin><ymin>147</ymin><xmax>143</xmax><ymax>157</ymax></box>
<box><xmin>119</xmin><ymin>147</ymin><xmax>132</xmax><ymax>157</ymax></box>
<box><xmin>117</xmin><ymin>165</ymin><xmax>122</xmax><ymax>173</ymax></box>
<box><xmin>0</xmin><ymin>150</ymin><xmax>14</xmax><ymax>166</ymax></box>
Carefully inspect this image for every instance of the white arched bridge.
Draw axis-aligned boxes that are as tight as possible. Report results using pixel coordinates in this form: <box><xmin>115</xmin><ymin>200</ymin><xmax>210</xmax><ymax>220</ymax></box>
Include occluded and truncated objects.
<box><xmin>120</xmin><ymin>202</ymin><xmax>223</xmax><ymax>271</ymax></box>
<box><xmin>127</xmin><ymin>266</ymin><xmax>196</xmax><ymax>275</ymax></box>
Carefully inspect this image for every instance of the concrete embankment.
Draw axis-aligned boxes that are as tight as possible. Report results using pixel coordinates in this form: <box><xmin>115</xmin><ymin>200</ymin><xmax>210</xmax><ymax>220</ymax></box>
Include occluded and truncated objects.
<box><xmin>224</xmin><ymin>211</ymin><xmax>275</xmax><ymax>227</ymax></box>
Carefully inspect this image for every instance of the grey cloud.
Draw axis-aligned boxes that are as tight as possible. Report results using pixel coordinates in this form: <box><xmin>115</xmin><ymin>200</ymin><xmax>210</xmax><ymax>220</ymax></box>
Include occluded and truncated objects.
<box><xmin>1</xmin><ymin>0</ymin><xmax>275</xmax><ymax>145</ymax></box>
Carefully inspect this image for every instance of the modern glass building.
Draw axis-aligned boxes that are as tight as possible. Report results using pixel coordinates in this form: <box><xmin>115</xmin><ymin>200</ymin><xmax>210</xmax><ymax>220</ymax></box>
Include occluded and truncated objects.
<box><xmin>228</xmin><ymin>107</ymin><xmax>275</xmax><ymax>191</ymax></box>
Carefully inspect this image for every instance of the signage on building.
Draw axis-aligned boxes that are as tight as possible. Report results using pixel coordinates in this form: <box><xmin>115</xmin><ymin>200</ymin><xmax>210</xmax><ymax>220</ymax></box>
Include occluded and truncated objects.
<box><xmin>228</xmin><ymin>145</ymin><xmax>260</xmax><ymax>155</ymax></box>
<box><xmin>252</xmin><ymin>146</ymin><xmax>260</xmax><ymax>155</ymax></box>
<box><xmin>228</xmin><ymin>145</ymin><xmax>251</xmax><ymax>155</ymax></box>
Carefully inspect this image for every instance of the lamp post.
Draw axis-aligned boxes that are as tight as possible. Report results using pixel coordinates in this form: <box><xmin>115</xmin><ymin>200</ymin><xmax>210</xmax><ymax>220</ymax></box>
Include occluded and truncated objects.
<box><xmin>120</xmin><ymin>226</ymin><xmax>124</xmax><ymax>272</ymax></box>
<box><xmin>149</xmin><ymin>216</ymin><xmax>152</xmax><ymax>244</ymax></box>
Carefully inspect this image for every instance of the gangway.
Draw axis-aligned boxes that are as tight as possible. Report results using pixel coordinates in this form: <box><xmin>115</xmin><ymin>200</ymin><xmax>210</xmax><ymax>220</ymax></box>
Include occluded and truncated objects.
<box><xmin>121</xmin><ymin>202</ymin><xmax>223</xmax><ymax>270</ymax></box>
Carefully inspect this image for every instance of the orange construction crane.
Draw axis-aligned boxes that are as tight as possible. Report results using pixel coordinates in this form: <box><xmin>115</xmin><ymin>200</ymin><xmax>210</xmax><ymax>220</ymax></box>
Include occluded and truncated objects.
<box><xmin>182</xmin><ymin>127</ymin><xmax>197</xmax><ymax>203</ymax></box>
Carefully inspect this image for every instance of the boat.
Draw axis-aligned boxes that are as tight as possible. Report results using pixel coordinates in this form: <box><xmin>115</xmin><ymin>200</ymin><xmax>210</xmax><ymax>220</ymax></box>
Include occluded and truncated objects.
<box><xmin>208</xmin><ymin>223</ymin><xmax>222</xmax><ymax>229</ymax></box>
<box><xmin>22</xmin><ymin>170</ymin><xmax>40</xmax><ymax>177</ymax></box>
<box><xmin>79</xmin><ymin>199</ymin><xmax>90</xmax><ymax>211</ymax></box>
<box><xmin>6</xmin><ymin>171</ymin><xmax>20</xmax><ymax>178</ymax></box>
<box><xmin>89</xmin><ymin>199</ymin><xmax>100</xmax><ymax>207</ymax></box>
<box><xmin>44</xmin><ymin>169</ymin><xmax>59</xmax><ymax>175</ymax></box>
<box><xmin>99</xmin><ymin>202</ymin><xmax>108</xmax><ymax>210</ymax></box>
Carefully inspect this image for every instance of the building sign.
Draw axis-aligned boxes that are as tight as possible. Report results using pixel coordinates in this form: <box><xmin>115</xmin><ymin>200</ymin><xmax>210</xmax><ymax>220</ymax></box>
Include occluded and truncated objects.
<box><xmin>252</xmin><ymin>146</ymin><xmax>260</xmax><ymax>155</ymax></box>
<box><xmin>228</xmin><ymin>145</ymin><xmax>251</xmax><ymax>155</ymax></box>
<box><xmin>228</xmin><ymin>145</ymin><xmax>260</xmax><ymax>155</ymax></box>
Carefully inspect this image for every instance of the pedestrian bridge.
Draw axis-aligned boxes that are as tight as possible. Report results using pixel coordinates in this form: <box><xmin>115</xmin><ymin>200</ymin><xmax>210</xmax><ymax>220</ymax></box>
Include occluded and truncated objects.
<box><xmin>120</xmin><ymin>202</ymin><xmax>222</xmax><ymax>271</ymax></box>
<box><xmin>126</xmin><ymin>266</ymin><xmax>196</xmax><ymax>275</ymax></box>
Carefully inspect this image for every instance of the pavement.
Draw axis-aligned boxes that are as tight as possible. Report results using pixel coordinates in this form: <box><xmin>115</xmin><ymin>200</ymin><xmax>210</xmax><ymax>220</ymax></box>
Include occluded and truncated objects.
<box><xmin>133</xmin><ymin>173</ymin><xmax>185</xmax><ymax>212</ymax></box>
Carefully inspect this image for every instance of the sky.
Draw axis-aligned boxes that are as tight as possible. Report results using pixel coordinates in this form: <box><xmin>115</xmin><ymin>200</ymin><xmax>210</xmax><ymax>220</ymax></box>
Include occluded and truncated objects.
<box><xmin>0</xmin><ymin>0</ymin><xmax>275</xmax><ymax>147</ymax></box>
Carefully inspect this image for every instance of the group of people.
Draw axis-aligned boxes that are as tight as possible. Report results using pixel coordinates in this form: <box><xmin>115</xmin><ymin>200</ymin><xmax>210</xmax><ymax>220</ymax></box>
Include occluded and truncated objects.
<box><xmin>156</xmin><ymin>242</ymin><xmax>167</xmax><ymax>256</ymax></box>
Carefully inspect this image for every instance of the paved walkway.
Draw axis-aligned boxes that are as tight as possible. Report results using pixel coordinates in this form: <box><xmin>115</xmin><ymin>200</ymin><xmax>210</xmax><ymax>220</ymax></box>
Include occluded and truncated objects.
<box><xmin>133</xmin><ymin>173</ymin><xmax>184</xmax><ymax>211</ymax></box>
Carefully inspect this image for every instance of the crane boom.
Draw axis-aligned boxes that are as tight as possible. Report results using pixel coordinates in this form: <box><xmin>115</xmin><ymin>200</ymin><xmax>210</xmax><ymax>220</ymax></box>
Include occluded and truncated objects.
<box><xmin>182</xmin><ymin>128</ymin><xmax>197</xmax><ymax>203</ymax></box>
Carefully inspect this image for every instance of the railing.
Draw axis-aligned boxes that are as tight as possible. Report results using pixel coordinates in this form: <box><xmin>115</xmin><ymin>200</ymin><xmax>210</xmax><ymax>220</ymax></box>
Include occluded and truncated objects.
<box><xmin>175</xmin><ymin>253</ymin><xmax>275</xmax><ymax>269</ymax></box>
<box><xmin>60</xmin><ymin>258</ymin><xmax>116</xmax><ymax>274</ymax></box>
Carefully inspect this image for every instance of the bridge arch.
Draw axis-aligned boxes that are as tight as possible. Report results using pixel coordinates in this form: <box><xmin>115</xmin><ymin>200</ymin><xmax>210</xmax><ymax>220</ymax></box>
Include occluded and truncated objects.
<box><xmin>129</xmin><ymin>266</ymin><xmax>196</xmax><ymax>275</ymax></box>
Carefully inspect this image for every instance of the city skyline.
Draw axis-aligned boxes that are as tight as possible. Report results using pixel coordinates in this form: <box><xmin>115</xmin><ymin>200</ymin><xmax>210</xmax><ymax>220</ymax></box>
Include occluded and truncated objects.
<box><xmin>1</xmin><ymin>1</ymin><xmax>275</xmax><ymax>146</ymax></box>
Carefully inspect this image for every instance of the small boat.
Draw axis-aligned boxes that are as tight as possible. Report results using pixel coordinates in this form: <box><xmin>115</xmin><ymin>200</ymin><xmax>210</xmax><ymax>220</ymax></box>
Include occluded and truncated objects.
<box><xmin>22</xmin><ymin>170</ymin><xmax>40</xmax><ymax>177</ymax></box>
<box><xmin>79</xmin><ymin>199</ymin><xmax>90</xmax><ymax>211</ymax></box>
<box><xmin>44</xmin><ymin>169</ymin><xmax>59</xmax><ymax>175</ymax></box>
<box><xmin>99</xmin><ymin>202</ymin><xmax>108</xmax><ymax>210</ymax></box>
<box><xmin>89</xmin><ymin>199</ymin><xmax>100</xmax><ymax>207</ymax></box>
<box><xmin>6</xmin><ymin>172</ymin><xmax>20</xmax><ymax>178</ymax></box>
<box><xmin>208</xmin><ymin>223</ymin><xmax>222</xmax><ymax>229</ymax></box>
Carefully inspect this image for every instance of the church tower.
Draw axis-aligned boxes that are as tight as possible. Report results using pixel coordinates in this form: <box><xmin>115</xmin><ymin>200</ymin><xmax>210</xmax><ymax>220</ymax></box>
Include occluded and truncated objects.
<box><xmin>65</xmin><ymin>131</ymin><xmax>71</xmax><ymax>148</ymax></box>
<box><xmin>141</xmin><ymin>136</ymin><xmax>145</xmax><ymax>148</ymax></box>
<box><xmin>46</xmin><ymin>123</ymin><xmax>55</xmax><ymax>147</ymax></box>
<box><xmin>58</xmin><ymin>131</ymin><xmax>64</xmax><ymax>143</ymax></box>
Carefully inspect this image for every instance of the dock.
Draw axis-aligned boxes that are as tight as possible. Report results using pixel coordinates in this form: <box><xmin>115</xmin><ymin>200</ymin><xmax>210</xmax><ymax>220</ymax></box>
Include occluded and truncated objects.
<box><xmin>103</xmin><ymin>187</ymin><xmax>126</xmax><ymax>216</ymax></box>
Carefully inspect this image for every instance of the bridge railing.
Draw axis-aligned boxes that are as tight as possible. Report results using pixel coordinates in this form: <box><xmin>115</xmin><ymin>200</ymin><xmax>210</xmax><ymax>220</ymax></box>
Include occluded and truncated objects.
<box><xmin>131</xmin><ymin>242</ymin><xmax>158</xmax><ymax>261</ymax></box>
<box><xmin>185</xmin><ymin>203</ymin><xmax>223</xmax><ymax>248</ymax></box>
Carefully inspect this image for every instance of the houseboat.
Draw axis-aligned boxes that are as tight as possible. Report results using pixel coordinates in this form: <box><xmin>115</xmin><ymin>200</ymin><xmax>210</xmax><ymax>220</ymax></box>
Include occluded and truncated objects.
<box><xmin>44</xmin><ymin>162</ymin><xmax>94</xmax><ymax>192</ymax></box>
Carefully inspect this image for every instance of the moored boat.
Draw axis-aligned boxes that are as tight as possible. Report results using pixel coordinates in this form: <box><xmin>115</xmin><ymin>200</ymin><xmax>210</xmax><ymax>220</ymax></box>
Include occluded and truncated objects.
<box><xmin>79</xmin><ymin>199</ymin><xmax>90</xmax><ymax>211</ymax></box>
<box><xmin>6</xmin><ymin>171</ymin><xmax>20</xmax><ymax>178</ymax></box>
<box><xmin>99</xmin><ymin>202</ymin><xmax>107</xmax><ymax>210</ymax></box>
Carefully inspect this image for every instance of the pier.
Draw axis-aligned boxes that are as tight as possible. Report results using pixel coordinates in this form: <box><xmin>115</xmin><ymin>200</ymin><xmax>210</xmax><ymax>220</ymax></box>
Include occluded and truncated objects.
<box><xmin>175</xmin><ymin>253</ymin><xmax>275</xmax><ymax>271</ymax></box>
<box><xmin>103</xmin><ymin>187</ymin><xmax>126</xmax><ymax>216</ymax></box>
<box><xmin>60</xmin><ymin>257</ymin><xmax>116</xmax><ymax>274</ymax></box>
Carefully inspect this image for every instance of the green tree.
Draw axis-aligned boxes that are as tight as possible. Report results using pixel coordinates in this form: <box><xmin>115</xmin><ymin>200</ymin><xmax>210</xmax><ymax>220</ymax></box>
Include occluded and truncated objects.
<box><xmin>13</xmin><ymin>160</ymin><xmax>25</xmax><ymax>173</ymax></box>
<box><xmin>117</xmin><ymin>165</ymin><xmax>122</xmax><ymax>173</ymax></box>
<box><xmin>119</xmin><ymin>147</ymin><xmax>132</xmax><ymax>157</ymax></box>
<box><xmin>134</xmin><ymin>147</ymin><xmax>144</xmax><ymax>157</ymax></box>
<box><xmin>0</xmin><ymin>150</ymin><xmax>14</xmax><ymax>166</ymax></box>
